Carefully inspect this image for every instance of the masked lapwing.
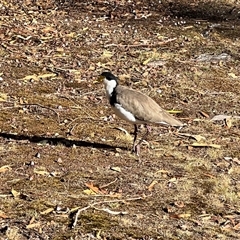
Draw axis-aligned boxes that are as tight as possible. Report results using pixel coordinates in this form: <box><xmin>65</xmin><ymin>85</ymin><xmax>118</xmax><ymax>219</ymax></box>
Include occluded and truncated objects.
<box><xmin>98</xmin><ymin>71</ymin><xmax>184</xmax><ymax>155</ymax></box>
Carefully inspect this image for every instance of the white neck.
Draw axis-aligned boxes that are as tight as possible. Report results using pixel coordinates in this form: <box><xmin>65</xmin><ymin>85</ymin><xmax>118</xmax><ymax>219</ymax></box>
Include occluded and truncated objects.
<box><xmin>103</xmin><ymin>78</ymin><xmax>117</xmax><ymax>99</ymax></box>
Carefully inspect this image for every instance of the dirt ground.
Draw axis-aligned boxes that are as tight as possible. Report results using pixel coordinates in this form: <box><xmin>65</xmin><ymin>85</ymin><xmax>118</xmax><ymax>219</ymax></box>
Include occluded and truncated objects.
<box><xmin>0</xmin><ymin>0</ymin><xmax>240</xmax><ymax>239</ymax></box>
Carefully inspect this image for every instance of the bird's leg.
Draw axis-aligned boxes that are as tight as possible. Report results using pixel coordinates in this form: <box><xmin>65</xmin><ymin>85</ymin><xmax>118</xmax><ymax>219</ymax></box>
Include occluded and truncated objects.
<box><xmin>133</xmin><ymin>124</ymin><xmax>151</xmax><ymax>156</ymax></box>
<box><xmin>132</xmin><ymin>124</ymin><xmax>138</xmax><ymax>153</ymax></box>
<box><xmin>137</xmin><ymin>124</ymin><xmax>151</xmax><ymax>146</ymax></box>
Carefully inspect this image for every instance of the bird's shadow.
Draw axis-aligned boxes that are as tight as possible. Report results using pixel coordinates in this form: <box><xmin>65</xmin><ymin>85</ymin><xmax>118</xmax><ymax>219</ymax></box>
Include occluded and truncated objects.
<box><xmin>0</xmin><ymin>132</ymin><xmax>127</xmax><ymax>151</ymax></box>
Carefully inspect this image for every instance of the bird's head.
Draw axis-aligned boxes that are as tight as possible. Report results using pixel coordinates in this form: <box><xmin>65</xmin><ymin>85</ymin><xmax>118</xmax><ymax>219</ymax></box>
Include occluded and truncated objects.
<box><xmin>98</xmin><ymin>72</ymin><xmax>118</xmax><ymax>96</ymax></box>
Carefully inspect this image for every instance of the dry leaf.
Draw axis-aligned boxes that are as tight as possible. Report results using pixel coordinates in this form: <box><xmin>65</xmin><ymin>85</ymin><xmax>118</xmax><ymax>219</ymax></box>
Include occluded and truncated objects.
<box><xmin>40</xmin><ymin>208</ymin><xmax>54</xmax><ymax>215</ymax></box>
<box><xmin>115</xmin><ymin>127</ymin><xmax>130</xmax><ymax>135</ymax></box>
<box><xmin>29</xmin><ymin>216</ymin><xmax>35</xmax><ymax>225</ymax></box>
<box><xmin>178</xmin><ymin>133</ymin><xmax>206</xmax><ymax>142</ymax></box>
<box><xmin>155</xmin><ymin>169</ymin><xmax>169</xmax><ymax>174</ymax></box>
<box><xmin>0</xmin><ymin>211</ymin><xmax>8</xmax><ymax>219</ymax></box>
<box><xmin>0</xmin><ymin>165</ymin><xmax>12</xmax><ymax>173</ymax></box>
<box><xmin>11</xmin><ymin>188</ymin><xmax>20</xmax><ymax>198</ymax></box>
<box><xmin>94</xmin><ymin>207</ymin><xmax>128</xmax><ymax>215</ymax></box>
<box><xmin>170</xmin><ymin>213</ymin><xmax>191</xmax><ymax>219</ymax></box>
<box><xmin>174</xmin><ymin>201</ymin><xmax>185</xmax><ymax>208</ymax></box>
<box><xmin>26</xmin><ymin>222</ymin><xmax>41</xmax><ymax>229</ymax></box>
<box><xmin>148</xmin><ymin>180</ymin><xmax>158</xmax><ymax>191</ymax></box>
<box><xmin>101</xmin><ymin>50</ymin><xmax>113</xmax><ymax>58</ymax></box>
<box><xmin>178</xmin><ymin>213</ymin><xmax>191</xmax><ymax>218</ymax></box>
<box><xmin>83</xmin><ymin>189</ymin><xmax>96</xmax><ymax>195</ymax></box>
<box><xmin>225</xmin><ymin>117</ymin><xmax>232</xmax><ymax>128</ymax></box>
<box><xmin>233</xmin><ymin>223</ymin><xmax>240</xmax><ymax>230</ymax></box>
<box><xmin>191</xmin><ymin>142</ymin><xmax>221</xmax><ymax>149</ymax></box>
<box><xmin>169</xmin><ymin>177</ymin><xmax>177</xmax><ymax>183</ymax></box>
<box><xmin>199</xmin><ymin>111</ymin><xmax>210</xmax><ymax>118</ymax></box>
<box><xmin>56</xmin><ymin>47</ymin><xmax>64</xmax><ymax>52</ymax></box>
<box><xmin>101</xmin><ymin>32</ymin><xmax>109</xmax><ymax>36</ymax></box>
<box><xmin>0</xmin><ymin>93</ymin><xmax>8</xmax><ymax>101</ymax></box>
<box><xmin>202</xmin><ymin>173</ymin><xmax>215</xmax><ymax>178</ymax></box>
<box><xmin>210</xmin><ymin>115</ymin><xmax>231</xmax><ymax>121</ymax></box>
<box><xmin>118</xmin><ymin>74</ymin><xmax>131</xmax><ymax>80</ymax></box>
<box><xmin>192</xmin><ymin>118</ymin><xmax>204</xmax><ymax>122</ymax></box>
<box><xmin>66</xmin><ymin>32</ymin><xmax>76</xmax><ymax>38</ymax></box>
<box><xmin>108</xmin><ymin>193</ymin><xmax>122</xmax><ymax>198</ymax></box>
<box><xmin>146</xmin><ymin>60</ymin><xmax>166</xmax><ymax>67</ymax></box>
<box><xmin>188</xmin><ymin>145</ymin><xmax>194</xmax><ymax>151</ymax></box>
<box><xmin>143</xmin><ymin>57</ymin><xmax>153</xmax><ymax>65</ymax></box>
<box><xmin>232</xmin><ymin>158</ymin><xmax>240</xmax><ymax>165</ymax></box>
<box><xmin>192</xmin><ymin>135</ymin><xmax>206</xmax><ymax>142</ymax></box>
<box><xmin>167</xmin><ymin>110</ymin><xmax>183</xmax><ymax>114</ymax></box>
<box><xmin>20</xmin><ymin>74</ymin><xmax>38</xmax><ymax>81</ymax></box>
<box><xmin>110</xmin><ymin>166</ymin><xmax>121</xmax><ymax>172</ymax></box>
<box><xmin>85</xmin><ymin>182</ymin><xmax>102</xmax><ymax>194</ymax></box>
<box><xmin>37</xmin><ymin>73</ymin><xmax>56</xmax><ymax>79</ymax></box>
<box><xmin>42</xmin><ymin>26</ymin><xmax>55</xmax><ymax>32</ymax></box>
<box><xmin>228</xmin><ymin>72</ymin><xmax>238</xmax><ymax>78</ymax></box>
<box><xmin>34</xmin><ymin>167</ymin><xmax>50</xmax><ymax>176</ymax></box>
<box><xmin>20</xmin><ymin>73</ymin><xmax>56</xmax><ymax>81</ymax></box>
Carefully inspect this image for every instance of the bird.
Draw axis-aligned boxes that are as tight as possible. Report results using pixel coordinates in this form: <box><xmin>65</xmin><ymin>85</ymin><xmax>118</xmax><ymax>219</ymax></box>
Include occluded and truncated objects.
<box><xmin>98</xmin><ymin>71</ymin><xmax>184</xmax><ymax>155</ymax></box>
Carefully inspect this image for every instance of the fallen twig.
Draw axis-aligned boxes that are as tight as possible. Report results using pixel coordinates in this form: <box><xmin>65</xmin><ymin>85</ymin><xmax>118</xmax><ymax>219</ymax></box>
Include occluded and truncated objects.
<box><xmin>93</xmin><ymin>207</ymin><xmax>128</xmax><ymax>215</ymax></box>
<box><xmin>58</xmin><ymin>95</ymin><xmax>98</xmax><ymax>119</ymax></box>
<box><xmin>105</xmin><ymin>38</ymin><xmax>177</xmax><ymax>48</ymax></box>
<box><xmin>68</xmin><ymin>121</ymin><xmax>79</xmax><ymax>135</ymax></box>
<box><xmin>72</xmin><ymin>205</ymin><xmax>91</xmax><ymax>228</ymax></box>
<box><xmin>20</xmin><ymin>103</ymin><xmax>60</xmax><ymax>123</ymax></box>
<box><xmin>114</xmin><ymin>127</ymin><xmax>131</xmax><ymax>135</ymax></box>
<box><xmin>71</xmin><ymin>196</ymin><xmax>143</xmax><ymax>228</ymax></box>
<box><xmin>100</xmin><ymin>178</ymin><xmax>118</xmax><ymax>189</ymax></box>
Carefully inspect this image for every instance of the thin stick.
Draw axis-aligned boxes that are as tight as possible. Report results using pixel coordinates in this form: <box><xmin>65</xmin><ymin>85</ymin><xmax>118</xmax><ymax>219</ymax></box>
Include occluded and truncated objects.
<box><xmin>20</xmin><ymin>103</ymin><xmax>60</xmax><ymax>123</ymax></box>
<box><xmin>58</xmin><ymin>95</ymin><xmax>98</xmax><ymax>119</ymax></box>
<box><xmin>105</xmin><ymin>38</ymin><xmax>177</xmax><ymax>48</ymax></box>
<box><xmin>93</xmin><ymin>207</ymin><xmax>128</xmax><ymax>215</ymax></box>
<box><xmin>68</xmin><ymin>122</ymin><xmax>79</xmax><ymax>135</ymax></box>
<box><xmin>71</xmin><ymin>196</ymin><xmax>143</xmax><ymax>228</ymax></box>
<box><xmin>100</xmin><ymin>178</ymin><xmax>118</xmax><ymax>189</ymax></box>
<box><xmin>72</xmin><ymin>205</ymin><xmax>91</xmax><ymax>228</ymax></box>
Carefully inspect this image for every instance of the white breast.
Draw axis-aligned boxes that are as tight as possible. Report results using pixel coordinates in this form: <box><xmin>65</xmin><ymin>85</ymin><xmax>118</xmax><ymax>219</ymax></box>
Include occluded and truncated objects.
<box><xmin>112</xmin><ymin>104</ymin><xmax>145</xmax><ymax>124</ymax></box>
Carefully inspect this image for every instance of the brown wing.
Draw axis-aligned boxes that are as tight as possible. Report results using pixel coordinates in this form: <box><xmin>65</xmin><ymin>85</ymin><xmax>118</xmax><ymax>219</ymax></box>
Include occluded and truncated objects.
<box><xmin>115</xmin><ymin>86</ymin><xmax>183</xmax><ymax>126</ymax></box>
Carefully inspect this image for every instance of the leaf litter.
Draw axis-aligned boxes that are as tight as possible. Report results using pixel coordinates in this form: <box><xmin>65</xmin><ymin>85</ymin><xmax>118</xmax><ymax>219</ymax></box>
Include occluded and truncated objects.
<box><xmin>0</xmin><ymin>0</ymin><xmax>240</xmax><ymax>239</ymax></box>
